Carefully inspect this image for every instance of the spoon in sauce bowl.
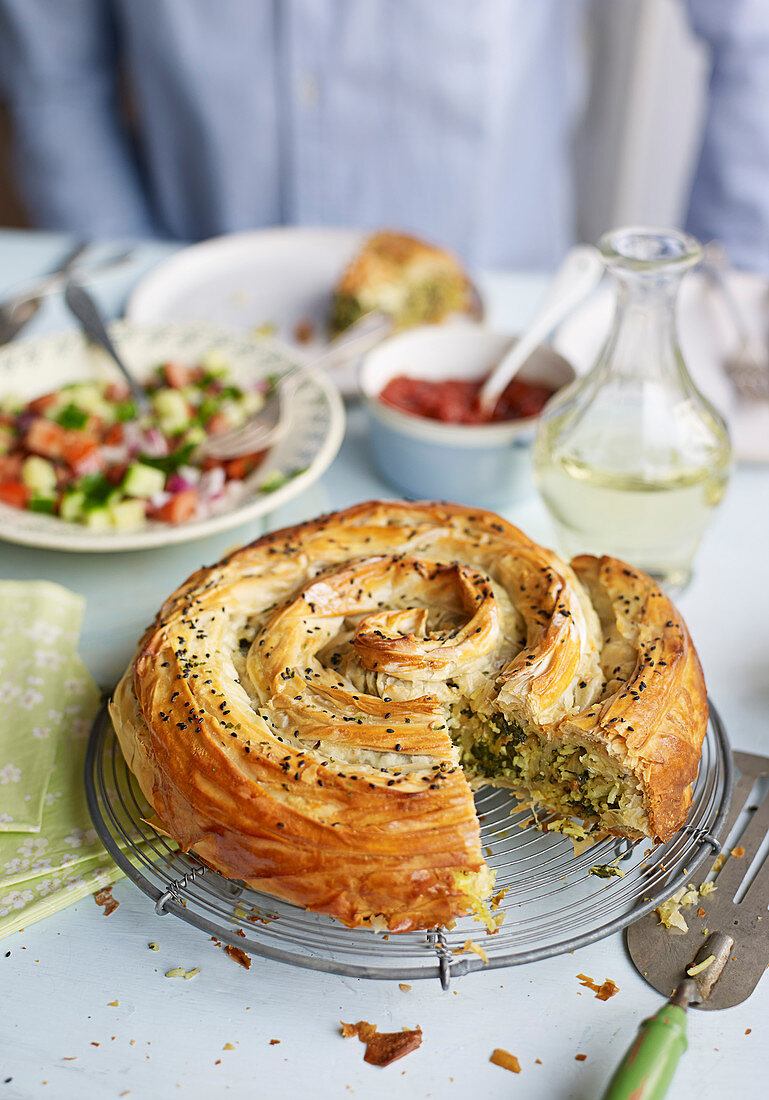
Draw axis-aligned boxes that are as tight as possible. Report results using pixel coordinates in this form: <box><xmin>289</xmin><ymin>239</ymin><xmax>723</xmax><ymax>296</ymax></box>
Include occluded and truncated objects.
<box><xmin>477</xmin><ymin>244</ymin><xmax>604</xmax><ymax>415</ymax></box>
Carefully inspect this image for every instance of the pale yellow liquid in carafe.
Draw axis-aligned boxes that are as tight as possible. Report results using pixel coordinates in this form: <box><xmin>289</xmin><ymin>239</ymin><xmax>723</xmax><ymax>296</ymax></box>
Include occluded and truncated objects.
<box><xmin>536</xmin><ymin>453</ymin><xmax>730</xmax><ymax>591</ymax></box>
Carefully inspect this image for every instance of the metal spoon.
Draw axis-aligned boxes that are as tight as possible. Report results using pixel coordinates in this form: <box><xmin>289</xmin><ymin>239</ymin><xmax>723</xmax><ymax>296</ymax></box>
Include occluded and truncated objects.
<box><xmin>63</xmin><ymin>280</ymin><xmax>151</xmax><ymax>415</ymax></box>
<box><xmin>477</xmin><ymin>244</ymin><xmax>604</xmax><ymax>414</ymax></box>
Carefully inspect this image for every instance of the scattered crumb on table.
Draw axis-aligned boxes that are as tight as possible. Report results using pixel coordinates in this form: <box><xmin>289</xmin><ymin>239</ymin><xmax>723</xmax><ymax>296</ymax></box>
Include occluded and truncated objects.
<box><xmin>490</xmin><ymin>1049</ymin><xmax>520</xmax><ymax>1073</ymax></box>
<box><xmin>576</xmin><ymin>974</ymin><xmax>619</xmax><ymax>1000</ymax></box>
<box><xmin>224</xmin><ymin>945</ymin><xmax>251</xmax><ymax>969</ymax></box>
<box><xmin>341</xmin><ymin>1020</ymin><xmax>422</xmax><ymax>1067</ymax></box>
<box><xmin>93</xmin><ymin>888</ymin><xmax>119</xmax><ymax>916</ymax></box>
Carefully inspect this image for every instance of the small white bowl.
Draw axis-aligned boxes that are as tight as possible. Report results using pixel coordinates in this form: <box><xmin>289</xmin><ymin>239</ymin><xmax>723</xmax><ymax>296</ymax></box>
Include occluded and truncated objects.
<box><xmin>359</xmin><ymin>322</ymin><xmax>576</xmax><ymax>505</ymax></box>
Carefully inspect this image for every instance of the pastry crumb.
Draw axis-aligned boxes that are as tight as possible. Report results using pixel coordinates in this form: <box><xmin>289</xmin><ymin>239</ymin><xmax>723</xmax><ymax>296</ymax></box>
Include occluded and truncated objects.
<box><xmin>453</xmin><ymin>939</ymin><xmax>489</xmax><ymax>963</ymax></box>
<box><xmin>490</xmin><ymin>1049</ymin><xmax>520</xmax><ymax>1073</ymax></box>
<box><xmin>340</xmin><ymin>1021</ymin><xmax>422</xmax><ymax>1066</ymax></box>
<box><xmin>223</xmin><ymin>945</ymin><xmax>251</xmax><ymax>969</ymax></box>
<box><xmin>576</xmin><ymin>974</ymin><xmax>619</xmax><ymax>1000</ymax></box>
<box><xmin>107</xmin><ymin>1000</ymin><xmax>119</xmax><ymax>1007</ymax></box>
<box><xmin>575</xmin><ymin>1053</ymin><xmax>587</xmax><ymax>1062</ymax></box>
<box><xmin>223</xmin><ymin>1043</ymin><xmax>236</xmax><ymax>1051</ymax></box>
<box><xmin>269</xmin><ymin>1039</ymin><xmax>280</xmax><ymax>1045</ymax></box>
<box><xmin>148</xmin><ymin>942</ymin><xmax>159</xmax><ymax>951</ymax></box>
<box><xmin>93</xmin><ymin>888</ymin><xmax>119</xmax><ymax>916</ymax></box>
<box><xmin>399</xmin><ymin>983</ymin><xmax>412</xmax><ymax>993</ymax></box>
<box><xmin>731</xmin><ymin>846</ymin><xmax>745</xmax><ymax>858</ymax></box>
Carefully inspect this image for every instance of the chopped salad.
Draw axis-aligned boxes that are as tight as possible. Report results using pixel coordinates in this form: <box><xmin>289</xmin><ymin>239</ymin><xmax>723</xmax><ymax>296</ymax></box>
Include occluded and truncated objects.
<box><xmin>0</xmin><ymin>352</ymin><xmax>295</xmax><ymax>529</ymax></box>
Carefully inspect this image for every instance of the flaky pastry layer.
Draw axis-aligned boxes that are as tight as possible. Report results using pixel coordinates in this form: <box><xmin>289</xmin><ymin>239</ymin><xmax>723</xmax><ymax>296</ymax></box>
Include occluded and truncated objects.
<box><xmin>110</xmin><ymin>501</ymin><xmax>708</xmax><ymax>932</ymax></box>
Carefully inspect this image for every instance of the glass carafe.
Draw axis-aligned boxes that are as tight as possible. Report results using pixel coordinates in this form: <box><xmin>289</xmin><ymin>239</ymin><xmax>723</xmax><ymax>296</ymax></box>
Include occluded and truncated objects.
<box><xmin>533</xmin><ymin>227</ymin><xmax>732</xmax><ymax>593</ymax></box>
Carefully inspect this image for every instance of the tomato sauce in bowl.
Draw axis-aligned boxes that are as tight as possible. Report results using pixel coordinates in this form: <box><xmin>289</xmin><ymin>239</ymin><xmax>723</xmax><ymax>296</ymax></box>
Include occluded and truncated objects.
<box><xmin>378</xmin><ymin>373</ymin><xmax>555</xmax><ymax>425</ymax></box>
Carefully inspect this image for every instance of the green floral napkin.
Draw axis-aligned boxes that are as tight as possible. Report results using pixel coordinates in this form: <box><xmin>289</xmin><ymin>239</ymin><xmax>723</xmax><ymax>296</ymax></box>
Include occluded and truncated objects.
<box><xmin>0</xmin><ymin>583</ymin><xmax>126</xmax><ymax>939</ymax></box>
<box><xmin>0</xmin><ymin>582</ymin><xmax>86</xmax><ymax>832</ymax></box>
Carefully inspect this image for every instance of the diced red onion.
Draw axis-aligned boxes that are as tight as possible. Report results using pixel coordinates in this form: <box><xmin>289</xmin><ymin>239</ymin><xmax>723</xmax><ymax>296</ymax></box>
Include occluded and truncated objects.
<box><xmin>149</xmin><ymin>490</ymin><xmax>172</xmax><ymax>509</ymax></box>
<box><xmin>199</xmin><ymin>466</ymin><xmax>226</xmax><ymax>499</ymax></box>
<box><xmin>121</xmin><ymin>421</ymin><xmax>143</xmax><ymax>455</ymax></box>
<box><xmin>166</xmin><ymin>473</ymin><xmax>195</xmax><ymax>494</ymax></box>
<box><xmin>140</xmin><ymin>428</ymin><xmax>169</xmax><ymax>457</ymax></box>
<box><xmin>177</xmin><ymin>464</ymin><xmax>201</xmax><ymax>486</ymax></box>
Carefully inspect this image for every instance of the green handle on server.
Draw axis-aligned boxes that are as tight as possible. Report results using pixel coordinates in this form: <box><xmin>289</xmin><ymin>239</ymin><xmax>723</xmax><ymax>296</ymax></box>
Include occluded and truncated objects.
<box><xmin>601</xmin><ymin>1003</ymin><xmax>688</xmax><ymax>1100</ymax></box>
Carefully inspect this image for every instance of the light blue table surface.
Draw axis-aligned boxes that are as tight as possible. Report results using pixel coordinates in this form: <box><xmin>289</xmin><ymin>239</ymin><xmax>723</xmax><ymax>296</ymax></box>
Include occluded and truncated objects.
<box><xmin>1</xmin><ymin>229</ymin><xmax>768</xmax><ymax>1100</ymax></box>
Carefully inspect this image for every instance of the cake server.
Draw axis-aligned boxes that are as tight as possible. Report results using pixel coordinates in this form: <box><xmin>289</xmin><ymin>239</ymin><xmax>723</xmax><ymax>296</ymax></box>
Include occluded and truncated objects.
<box><xmin>603</xmin><ymin>749</ymin><xmax>769</xmax><ymax>1099</ymax></box>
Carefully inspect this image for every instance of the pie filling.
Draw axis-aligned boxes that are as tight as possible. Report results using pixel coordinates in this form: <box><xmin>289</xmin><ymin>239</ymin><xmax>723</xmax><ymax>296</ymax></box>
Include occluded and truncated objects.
<box><xmin>329</xmin><ymin>272</ymin><xmax>468</xmax><ymax>335</ymax></box>
<box><xmin>450</xmin><ymin>708</ymin><xmax>647</xmax><ymax>838</ymax></box>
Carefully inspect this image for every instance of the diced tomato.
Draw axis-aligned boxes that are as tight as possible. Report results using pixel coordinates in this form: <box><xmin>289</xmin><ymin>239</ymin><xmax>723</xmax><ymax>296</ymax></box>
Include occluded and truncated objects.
<box><xmin>0</xmin><ymin>481</ymin><xmax>29</xmax><ymax>509</ymax></box>
<box><xmin>105</xmin><ymin>381</ymin><xmax>130</xmax><ymax>402</ymax></box>
<box><xmin>205</xmin><ymin>412</ymin><xmax>229</xmax><ymax>436</ymax></box>
<box><xmin>162</xmin><ymin>361</ymin><xmax>192</xmax><ymax>389</ymax></box>
<box><xmin>0</xmin><ymin>453</ymin><xmax>23</xmax><ymax>483</ymax></box>
<box><xmin>223</xmin><ymin>450</ymin><xmax>266</xmax><ymax>480</ymax></box>
<box><xmin>105</xmin><ymin>463</ymin><xmax>128</xmax><ymax>486</ymax></box>
<box><xmin>28</xmin><ymin>391</ymin><xmax>59</xmax><ymax>415</ymax></box>
<box><xmin>200</xmin><ymin>455</ymin><xmax>224</xmax><ymax>472</ymax></box>
<box><xmin>62</xmin><ymin>433</ymin><xmax>102</xmax><ymax>476</ymax></box>
<box><xmin>155</xmin><ymin>488</ymin><xmax>198</xmax><ymax>525</ymax></box>
<box><xmin>103</xmin><ymin>423</ymin><xmax>125</xmax><ymax>446</ymax></box>
<box><xmin>24</xmin><ymin>417</ymin><xmax>68</xmax><ymax>459</ymax></box>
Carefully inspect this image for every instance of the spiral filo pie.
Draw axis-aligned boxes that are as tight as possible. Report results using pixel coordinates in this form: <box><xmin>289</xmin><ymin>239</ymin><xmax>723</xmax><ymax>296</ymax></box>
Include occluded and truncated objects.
<box><xmin>111</xmin><ymin>501</ymin><xmax>708</xmax><ymax>933</ymax></box>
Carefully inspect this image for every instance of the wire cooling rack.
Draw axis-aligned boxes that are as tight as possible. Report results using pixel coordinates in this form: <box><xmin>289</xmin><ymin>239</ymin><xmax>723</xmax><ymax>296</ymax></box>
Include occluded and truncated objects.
<box><xmin>85</xmin><ymin>702</ymin><xmax>732</xmax><ymax>988</ymax></box>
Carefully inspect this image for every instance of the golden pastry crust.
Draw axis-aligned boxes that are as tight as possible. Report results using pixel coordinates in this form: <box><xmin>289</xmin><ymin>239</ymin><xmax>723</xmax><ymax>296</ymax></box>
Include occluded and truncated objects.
<box><xmin>110</xmin><ymin>501</ymin><xmax>708</xmax><ymax>932</ymax></box>
<box><xmin>565</xmin><ymin>555</ymin><xmax>708</xmax><ymax>842</ymax></box>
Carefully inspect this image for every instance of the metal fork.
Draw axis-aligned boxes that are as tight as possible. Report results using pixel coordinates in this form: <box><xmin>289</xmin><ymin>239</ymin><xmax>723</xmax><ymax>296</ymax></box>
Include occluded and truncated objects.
<box><xmin>702</xmin><ymin>241</ymin><xmax>769</xmax><ymax>402</ymax></box>
<box><xmin>199</xmin><ymin>310</ymin><xmax>393</xmax><ymax>460</ymax></box>
<box><xmin>0</xmin><ymin>241</ymin><xmax>88</xmax><ymax>344</ymax></box>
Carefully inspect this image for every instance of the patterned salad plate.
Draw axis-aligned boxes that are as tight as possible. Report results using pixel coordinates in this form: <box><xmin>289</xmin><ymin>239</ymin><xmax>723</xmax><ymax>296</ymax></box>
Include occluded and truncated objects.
<box><xmin>0</xmin><ymin>321</ymin><xmax>345</xmax><ymax>552</ymax></box>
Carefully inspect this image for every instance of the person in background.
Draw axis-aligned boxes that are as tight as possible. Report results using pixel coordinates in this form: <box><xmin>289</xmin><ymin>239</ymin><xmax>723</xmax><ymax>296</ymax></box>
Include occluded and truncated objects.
<box><xmin>0</xmin><ymin>0</ymin><xmax>766</xmax><ymax>274</ymax></box>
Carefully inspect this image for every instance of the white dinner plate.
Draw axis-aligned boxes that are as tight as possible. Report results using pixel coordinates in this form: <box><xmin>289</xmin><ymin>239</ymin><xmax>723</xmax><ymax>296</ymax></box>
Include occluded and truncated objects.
<box><xmin>127</xmin><ymin>227</ymin><xmax>365</xmax><ymax>392</ymax></box>
<box><xmin>0</xmin><ymin>321</ymin><xmax>345</xmax><ymax>552</ymax></box>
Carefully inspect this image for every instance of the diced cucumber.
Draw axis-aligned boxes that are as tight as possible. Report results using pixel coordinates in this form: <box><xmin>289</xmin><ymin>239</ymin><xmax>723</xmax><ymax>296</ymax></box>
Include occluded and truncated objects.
<box><xmin>182</xmin><ymin>424</ymin><xmax>206</xmax><ymax>447</ymax></box>
<box><xmin>152</xmin><ymin>389</ymin><xmax>190</xmax><ymax>434</ymax></box>
<box><xmin>84</xmin><ymin>506</ymin><xmax>112</xmax><ymax>531</ymax></box>
<box><xmin>21</xmin><ymin>455</ymin><xmax>57</xmax><ymax>495</ymax></box>
<box><xmin>60</xmin><ymin>490</ymin><xmax>86</xmax><ymax>522</ymax></box>
<box><xmin>259</xmin><ymin>470</ymin><xmax>289</xmax><ymax>493</ymax></box>
<box><xmin>181</xmin><ymin>385</ymin><xmax>204</xmax><ymax>407</ymax></box>
<box><xmin>108</xmin><ymin>498</ymin><xmax>147</xmax><ymax>530</ymax></box>
<box><xmin>239</xmin><ymin>390</ymin><xmax>265</xmax><ymax>416</ymax></box>
<box><xmin>218</xmin><ymin>400</ymin><xmax>248</xmax><ymax>430</ymax></box>
<box><xmin>200</xmin><ymin>350</ymin><xmax>229</xmax><ymax>378</ymax></box>
<box><xmin>122</xmin><ymin>462</ymin><xmax>166</xmax><ymax>499</ymax></box>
